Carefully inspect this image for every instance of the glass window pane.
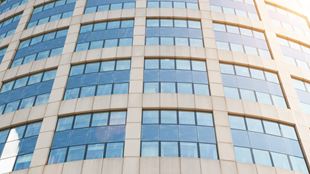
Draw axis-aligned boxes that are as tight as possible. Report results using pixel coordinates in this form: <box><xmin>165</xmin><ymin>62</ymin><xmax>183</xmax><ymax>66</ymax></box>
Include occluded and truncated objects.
<box><xmin>179</xmin><ymin>111</ymin><xmax>195</xmax><ymax>125</ymax></box>
<box><xmin>235</xmin><ymin>66</ymin><xmax>250</xmax><ymax>77</ymax></box>
<box><xmin>146</xmin><ymin>37</ymin><xmax>159</xmax><ymax>45</ymax></box>
<box><xmin>105</xmin><ymin>143</ymin><xmax>123</xmax><ymax>158</ymax></box>
<box><xmin>271</xmin><ymin>152</ymin><xmax>291</xmax><ymax>170</ymax></box>
<box><xmin>143</xmin><ymin>110</ymin><xmax>159</xmax><ymax>124</ymax></box>
<box><xmin>48</xmin><ymin>148</ymin><xmax>67</xmax><ymax>164</ymax></box>
<box><xmin>70</xmin><ymin>65</ymin><xmax>85</xmax><ymax>76</ymax></box>
<box><xmin>229</xmin><ymin>116</ymin><xmax>246</xmax><ymax>130</ymax></box>
<box><xmin>196</xmin><ymin>112</ymin><xmax>213</xmax><ymax>126</ymax></box>
<box><xmin>14</xmin><ymin>154</ymin><xmax>32</xmax><ymax>170</ymax></box>
<box><xmin>272</xmin><ymin>95</ymin><xmax>287</xmax><ymax>108</ymax></box>
<box><xmin>28</xmin><ymin>73</ymin><xmax>43</xmax><ymax>85</ymax></box>
<box><xmin>226</xmin><ymin>25</ymin><xmax>240</xmax><ymax>34</ymax></box>
<box><xmin>280</xmin><ymin>124</ymin><xmax>297</xmax><ymax>140</ymax></box>
<box><xmin>290</xmin><ymin>156</ymin><xmax>308</xmax><ymax>174</ymax></box>
<box><xmin>67</xmin><ymin>145</ymin><xmax>86</xmax><ymax>162</ymax></box>
<box><xmin>160</xmin><ymin>37</ymin><xmax>174</xmax><ymax>45</ymax></box>
<box><xmin>174</xmin><ymin>20</ymin><xmax>187</xmax><ymax>27</ymax></box>
<box><xmin>113</xmin><ymin>83</ymin><xmax>128</xmax><ymax>94</ymax></box>
<box><xmin>107</xmin><ymin>21</ymin><xmax>120</xmax><ymax>29</ymax></box>
<box><xmin>240</xmin><ymin>89</ymin><xmax>256</xmax><ymax>102</ymax></box>
<box><xmin>263</xmin><ymin>120</ymin><xmax>281</xmax><ymax>136</ymax></box>
<box><xmin>86</xmin><ymin>144</ymin><xmax>105</xmax><ymax>159</ymax></box>
<box><xmin>235</xmin><ymin>147</ymin><xmax>253</xmax><ymax>163</ymax></box>
<box><xmin>265</xmin><ymin>72</ymin><xmax>279</xmax><ymax>83</ymax></box>
<box><xmin>0</xmin><ymin>130</ymin><xmax>9</xmax><ymax>143</ymax></box>
<box><xmin>4</xmin><ymin>100</ymin><xmax>20</xmax><ymax>113</ymax></box>
<box><xmin>216</xmin><ymin>41</ymin><xmax>230</xmax><ymax>50</ymax></box>
<box><xmin>253</xmin><ymin>149</ymin><xmax>272</xmax><ymax>166</ymax></box>
<box><xmin>25</xmin><ymin>122</ymin><xmax>41</xmax><ymax>137</ymax></box>
<box><xmin>161</xmin><ymin>82</ymin><xmax>176</xmax><ymax>93</ymax></box>
<box><xmin>256</xmin><ymin>92</ymin><xmax>272</xmax><ymax>105</ymax></box>
<box><xmin>80</xmin><ymin>86</ymin><xmax>96</xmax><ymax>97</ymax></box>
<box><xmin>20</xmin><ymin>96</ymin><xmax>35</xmax><ymax>109</ymax></box>
<box><xmin>14</xmin><ymin>77</ymin><xmax>28</xmax><ymax>89</ymax></box>
<box><xmin>97</xmin><ymin>84</ymin><xmax>112</xmax><ymax>95</ymax></box>
<box><xmin>224</xmin><ymin>87</ymin><xmax>239</xmax><ymax>99</ymax></box>
<box><xmin>160</xmin><ymin>59</ymin><xmax>175</xmax><ymax>69</ymax></box>
<box><xmin>177</xmin><ymin>83</ymin><xmax>193</xmax><ymax>94</ymax></box>
<box><xmin>160</xmin><ymin>19</ymin><xmax>173</xmax><ymax>27</ymax></box>
<box><xmin>199</xmin><ymin>143</ymin><xmax>217</xmax><ymax>159</ymax></box>
<box><xmin>141</xmin><ymin>142</ymin><xmax>158</xmax><ymax>157</ymax></box>
<box><xmin>101</xmin><ymin>61</ymin><xmax>115</xmax><ymax>71</ymax></box>
<box><xmin>74</xmin><ymin>114</ymin><xmax>91</xmax><ymax>128</ymax></box>
<box><xmin>144</xmin><ymin>82</ymin><xmax>159</xmax><ymax>93</ymax></box>
<box><xmin>116</xmin><ymin>60</ymin><xmax>130</xmax><ymax>70</ymax></box>
<box><xmin>43</xmin><ymin>70</ymin><xmax>56</xmax><ymax>81</ymax></box>
<box><xmin>250</xmin><ymin>69</ymin><xmax>265</xmax><ymax>80</ymax></box>
<box><xmin>180</xmin><ymin>142</ymin><xmax>198</xmax><ymax>157</ymax></box>
<box><xmin>145</xmin><ymin>59</ymin><xmax>159</xmax><ymax>69</ymax></box>
<box><xmin>175</xmin><ymin>38</ymin><xmax>188</xmax><ymax>46</ymax></box>
<box><xmin>85</xmin><ymin>63</ymin><xmax>100</xmax><ymax>73</ymax></box>
<box><xmin>92</xmin><ymin>112</ymin><xmax>109</xmax><ymax>126</ymax></box>
<box><xmin>104</xmin><ymin>39</ymin><xmax>118</xmax><ymax>48</ymax></box>
<box><xmin>176</xmin><ymin>60</ymin><xmax>191</xmax><ymax>70</ymax></box>
<box><xmin>220</xmin><ymin>64</ymin><xmax>234</xmax><ymax>74</ymax></box>
<box><xmin>193</xmin><ymin>84</ymin><xmax>209</xmax><ymax>95</ymax></box>
<box><xmin>56</xmin><ymin>116</ymin><xmax>74</xmax><ymax>131</ymax></box>
<box><xmin>245</xmin><ymin>118</ymin><xmax>263</xmax><ymax>133</ymax></box>
<box><xmin>161</xmin><ymin>110</ymin><xmax>177</xmax><ymax>124</ymax></box>
<box><xmin>109</xmin><ymin>112</ymin><xmax>126</xmax><ymax>125</ymax></box>
<box><xmin>147</xmin><ymin>19</ymin><xmax>159</xmax><ymax>27</ymax></box>
<box><xmin>161</xmin><ymin>141</ymin><xmax>178</xmax><ymax>157</ymax></box>
<box><xmin>191</xmin><ymin>61</ymin><xmax>205</xmax><ymax>71</ymax></box>
<box><xmin>35</xmin><ymin>93</ymin><xmax>49</xmax><ymax>105</ymax></box>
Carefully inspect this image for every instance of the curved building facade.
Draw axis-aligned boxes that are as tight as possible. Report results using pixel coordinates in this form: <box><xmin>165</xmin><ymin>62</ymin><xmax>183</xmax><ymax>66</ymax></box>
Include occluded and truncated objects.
<box><xmin>0</xmin><ymin>0</ymin><xmax>309</xmax><ymax>173</ymax></box>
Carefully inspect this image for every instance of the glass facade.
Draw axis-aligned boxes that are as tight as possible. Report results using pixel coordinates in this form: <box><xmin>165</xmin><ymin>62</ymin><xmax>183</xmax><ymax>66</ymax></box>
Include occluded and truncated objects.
<box><xmin>0</xmin><ymin>0</ymin><xmax>27</xmax><ymax>14</ymax></box>
<box><xmin>145</xmin><ymin>19</ymin><xmax>204</xmax><ymax>47</ymax></box>
<box><xmin>210</xmin><ymin>0</ymin><xmax>259</xmax><ymax>20</ymax></box>
<box><xmin>229</xmin><ymin>115</ymin><xmax>308</xmax><ymax>174</ymax></box>
<box><xmin>141</xmin><ymin>110</ymin><xmax>217</xmax><ymax>159</ymax></box>
<box><xmin>0</xmin><ymin>13</ymin><xmax>21</xmax><ymax>40</ymax></box>
<box><xmin>75</xmin><ymin>20</ymin><xmax>134</xmax><ymax>51</ymax></box>
<box><xmin>147</xmin><ymin>0</ymin><xmax>199</xmax><ymax>9</ymax></box>
<box><xmin>266</xmin><ymin>3</ymin><xmax>309</xmax><ymax>35</ymax></box>
<box><xmin>84</xmin><ymin>0</ymin><xmax>135</xmax><ymax>14</ymax></box>
<box><xmin>27</xmin><ymin>0</ymin><xmax>76</xmax><ymax>28</ymax></box>
<box><xmin>64</xmin><ymin>59</ymin><xmax>130</xmax><ymax>100</ymax></box>
<box><xmin>144</xmin><ymin>59</ymin><xmax>209</xmax><ymax>95</ymax></box>
<box><xmin>0</xmin><ymin>122</ymin><xmax>41</xmax><ymax>173</ymax></box>
<box><xmin>0</xmin><ymin>46</ymin><xmax>7</xmax><ymax>63</ymax></box>
<box><xmin>48</xmin><ymin>111</ymin><xmax>126</xmax><ymax>164</ymax></box>
<box><xmin>213</xmin><ymin>23</ymin><xmax>271</xmax><ymax>59</ymax></box>
<box><xmin>292</xmin><ymin>78</ymin><xmax>310</xmax><ymax>114</ymax></box>
<box><xmin>0</xmin><ymin>69</ymin><xmax>56</xmax><ymax>115</ymax></box>
<box><xmin>278</xmin><ymin>37</ymin><xmax>310</xmax><ymax>69</ymax></box>
<box><xmin>220</xmin><ymin>63</ymin><xmax>287</xmax><ymax>107</ymax></box>
<box><xmin>11</xmin><ymin>29</ymin><xmax>67</xmax><ymax>67</ymax></box>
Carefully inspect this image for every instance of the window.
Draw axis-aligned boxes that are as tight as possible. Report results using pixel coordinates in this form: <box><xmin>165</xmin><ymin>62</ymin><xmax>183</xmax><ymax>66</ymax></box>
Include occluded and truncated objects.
<box><xmin>229</xmin><ymin>115</ymin><xmax>308</xmax><ymax>174</ymax></box>
<box><xmin>12</xmin><ymin>29</ymin><xmax>67</xmax><ymax>67</ymax></box>
<box><xmin>224</xmin><ymin>87</ymin><xmax>239</xmax><ymax>99</ymax></box>
<box><xmin>253</xmin><ymin>149</ymin><xmax>272</xmax><ymax>166</ymax></box>
<box><xmin>0</xmin><ymin>122</ymin><xmax>41</xmax><ymax>172</ymax></box>
<box><xmin>235</xmin><ymin>147</ymin><xmax>253</xmax><ymax>163</ymax></box>
<box><xmin>141</xmin><ymin>110</ymin><xmax>217</xmax><ymax>159</ymax></box>
<box><xmin>141</xmin><ymin>142</ymin><xmax>158</xmax><ymax>157</ymax></box>
<box><xmin>49</xmin><ymin>112</ymin><xmax>126</xmax><ymax>164</ymax></box>
<box><xmin>145</xmin><ymin>19</ymin><xmax>203</xmax><ymax>47</ymax></box>
<box><xmin>65</xmin><ymin>60</ymin><xmax>130</xmax><ymax>99</ymax></box>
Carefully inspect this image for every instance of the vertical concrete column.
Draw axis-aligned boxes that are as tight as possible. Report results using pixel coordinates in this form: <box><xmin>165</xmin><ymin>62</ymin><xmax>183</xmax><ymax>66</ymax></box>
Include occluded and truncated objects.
<box><xmin>30</xmin><ymin>0</ymin><xmax>87</xmax><ymax>171</ymax></box>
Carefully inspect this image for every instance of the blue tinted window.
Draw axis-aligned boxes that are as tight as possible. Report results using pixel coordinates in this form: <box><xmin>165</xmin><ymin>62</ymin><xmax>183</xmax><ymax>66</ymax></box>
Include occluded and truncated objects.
<box><xmin>230</xmin><ymin>115</ymin><xmax>308</xmax><ymax>173</ymax></box>
<box><xmin>141</xmin><ymin>110</ymin><xmax>217</xmax><ymax>159</ymax></box>
<box><xmin>0</xmin><ymin>122</ymin><xmax>41</xmax><ymax>172</ymax></box>
<box><xmin>49</xmin><ymin>111</ymin><xmax>126</xmax><ymax>164</ymax></box>
<box><xmin>12</xmin><ymin>29</ymin><xmax>67</xmax><ymax>67</ymax></box>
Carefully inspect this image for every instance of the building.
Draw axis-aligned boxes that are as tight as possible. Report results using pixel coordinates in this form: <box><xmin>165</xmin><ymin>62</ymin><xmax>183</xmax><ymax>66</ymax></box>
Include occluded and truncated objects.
<box><xmin>0</xmin><ymin>0</ymin><xmax>309</xmax><ymax>173</ymax></box>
